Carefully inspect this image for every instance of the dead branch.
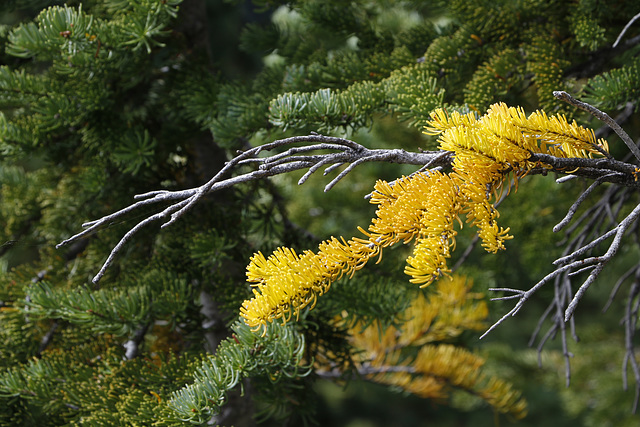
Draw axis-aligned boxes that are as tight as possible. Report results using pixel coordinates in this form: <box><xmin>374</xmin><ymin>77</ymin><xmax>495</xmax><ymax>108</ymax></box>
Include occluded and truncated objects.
<box><xmin>57</xmin><ymin>135</ymin><xmax>450</xmax><ymax>283</ymax></box>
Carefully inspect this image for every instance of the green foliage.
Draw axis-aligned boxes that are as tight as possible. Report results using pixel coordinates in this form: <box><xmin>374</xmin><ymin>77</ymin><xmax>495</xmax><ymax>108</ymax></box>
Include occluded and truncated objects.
<box><xmin>24</xmin><ymin>272</ymin><xmax>192</xmax><ymax>336</ymax></box>
<box><xmin>168</xmin><ymin>320</ymin><xmax>309</xmax><ymax>424</ymax></box>
<box><xmin>526</xmin><ymin>33</ymin><xmax>571</xmax><ymax>112</ymax></box>
<box><xmin>0</xmin><ymin>336</ymin><xmax>197</xmax><ymax>426</ymax></box>
<box><xmin>583</xmin><ymin>57</ymin><xmax>640</xmax><ymax>110</ymax></box>
<box><xmin>570</xmin><ymin>0</ymin><xmax>607</xmax><ymax>51</ymax></box>
<box><xmin>464</xmin><ymin>47</ymin><xmax>525</xmax><ymax>111</ymax></box>
<box><xmin>211</xmin><ymin>83</ymin><xmax>273</xmax><ymax>143</ymax></box>
<box><xmin>112</xmin><ymin>129</ymin><xmax>158</xmax><ymax>175</ymax></box>
<box><xmin>320</xmin><ymin>272</ymin><xmax>413</xmax><ymax>331</ymax></box>
<box><xmin>385</xmin><ymin>64</ymin><xmax>445</xmax><ymax>127</ymax></box>
<box><xmin>0</xmin><ymin>307</ymin><xmax>43</xmax><ymax>367</ymax></box>
<box><xmin>269</xmin><ymin>57</ymin><xmax>442</xmax><ymax>133</ymax></box>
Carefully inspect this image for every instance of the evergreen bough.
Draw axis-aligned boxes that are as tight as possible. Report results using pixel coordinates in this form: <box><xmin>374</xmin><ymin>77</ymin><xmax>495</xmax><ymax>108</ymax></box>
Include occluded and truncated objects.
<box><xmin>1</xmin><ymin>0</ymin><xmax>640</xmax><ymax>425</ymax></box>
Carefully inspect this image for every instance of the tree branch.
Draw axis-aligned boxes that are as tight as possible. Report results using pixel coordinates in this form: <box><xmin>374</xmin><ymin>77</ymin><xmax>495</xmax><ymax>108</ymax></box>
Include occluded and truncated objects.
<box><xmin>59</xmin><ymin>128</ymin><xmax>640</xmax><ymax>286</ymax></box>
<box><xmin>487</xmin><ymin>164</ymin><xmax>640</xmax><ymax>407</ymax></box>
<box><xmin>484</xmin><ymin>202</ymin><xmax>640</xmax><ymax>340</ymax></box>
<box><xmin>123</xmin><ymin>322</ymin><xmax>151</xmax><ymax>360</ymax></box>
<box><xmin>623</xmin><ymin>273</ymin><xmax>640</xmax><ymax>412</ymax></box>
<box><xmin>613</xmin><ymin>12</ymin><xmax>640</xmax><ymax>48</ymax></box>
<box><xmin>58</xmin><ymin>135</ymin><xmax>450</xmax><ymax>284</ymax></box>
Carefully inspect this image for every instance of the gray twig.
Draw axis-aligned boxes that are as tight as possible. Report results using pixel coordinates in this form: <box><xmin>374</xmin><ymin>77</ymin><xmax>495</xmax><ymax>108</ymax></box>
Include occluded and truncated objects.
<box><xmin>564</xmin><ymin>203</ymin><xmax>640</xmax><ymax>321</ymax></box>
<box><xmin>483</xmin><ymin>200</ymin><xmax>640</xmax><ymax>339</ymax></box>
<box><xmin>613</xmin><ymin>12</ymin><xmax>640</xmax><ymax>48</ymax></box>
<box><xmin>123</xmin><ymin>322</ymin><xmax>151</xmax><ymax>360</ymax></box>
<box><xmin>553</xmin><ymin>173</ymin><xmax>617</xmax><ymax>232</ymax></box>
<box><xmin>603</xmin><ymin>265</ymin><xmax>638</xmax><ymax>313</ymax></box>
<box><xmin>58</xmin><ymin>135</ymin><xmax>448</xmax><ymax>283</ymax></box>
<box><xmin>623</xmin><ymin>274</ymin><xmax>640</xmax><ymax>412</ymax></box>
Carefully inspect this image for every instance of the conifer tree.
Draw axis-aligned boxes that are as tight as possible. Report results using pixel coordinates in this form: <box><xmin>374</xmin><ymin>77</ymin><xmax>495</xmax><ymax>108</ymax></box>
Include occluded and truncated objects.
<box><xmin>1</xmin><ymin>1</ymin><xmax>640</xmax><ymax>425</ymax></box>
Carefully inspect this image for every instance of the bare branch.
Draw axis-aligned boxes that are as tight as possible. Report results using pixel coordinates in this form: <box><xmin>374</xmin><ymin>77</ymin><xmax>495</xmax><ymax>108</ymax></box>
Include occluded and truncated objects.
<box><xmin>623</xmin><ymin>274</ymin><xmax>640</xmax><ymax>412</ymax></box>
<box><xmin>556</xmin><ymin>174</ymin><xmax>578</xmax><ymax>183</ymax></box>
<box><xmin>90</xmin><ymin>199</ymin><xmax>190</xmax><ymax>283</ymax></box>
<box><xmin>564</xmin><ymin>203</ymin><xmax>640</xmax><ymax>321</ymax></box>
<box><xmin>481</xmin><ymin>260</ymin><xmax>588</xmax><ymax>339</ymax></box>
<box><xmin>613</xmin><ymin>12</ymin><xmax>640</xmax><ymax>48</ymax></box>
<box><xmin>58</xmin><ymin>135</ymin><xmax>449</xmax><ymax>283</ymax></box>
<box><xmin>528</xmin><ymin>152</ymin><xmax>637</xmax><ymax>183</ymax></box>
<box><xmin>603</xmin><ymin>265</ymin><xmax>638</xmax><ymax>313</ymax></box>
<box><xmin>553</xmin><ymin>173</ymin><xmax>618</xmax><ymax>232</ymax></box>
<box><xmin>483</xmin><ymin>195</ymin><xmax>640</xmax><ymax>339</ymax></box>
<box><xmin>298</xmin><ymin>156</ymin><xmax>339</xmax><ymax>185</ymax></box>
<box><xmin>123</xmin><ymin>322</ymin><xmax>151</xmax><ymax>360</ymax></box>
<box><xmin>553</xmin><ymin>228</ymin><xmax>617</xmax><ymax>266</ymax></box>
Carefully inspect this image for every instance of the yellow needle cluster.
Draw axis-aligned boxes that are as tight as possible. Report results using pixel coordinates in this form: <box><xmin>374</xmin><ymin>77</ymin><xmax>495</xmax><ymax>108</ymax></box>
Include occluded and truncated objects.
<box><xmin>240</xmin><ymin>237</ymin><xmax>377</xmax><ymax>333</ymax></box>
<box><xmin>240</xmin><ymin>103</ymin><xmax>609</xmax><ymax>331</ymax></box>
<box><xmin>349</xmin><ymin>275</ymin><xmax>488</xmax><ymax>352</ymax></box>
<box><xmin>343</xmin><ymin>275</ymin><xmax>527</xmax><ymax>419</ymax></box>
<box><xmin>421</xmin><ymin>102</ymin><xmax>608</xmax><ymax>266</ymax></box>
<box><xmin>365</xmin><ymin>170</ymin><xmax>462</xmax><ymax>285</ymax></box>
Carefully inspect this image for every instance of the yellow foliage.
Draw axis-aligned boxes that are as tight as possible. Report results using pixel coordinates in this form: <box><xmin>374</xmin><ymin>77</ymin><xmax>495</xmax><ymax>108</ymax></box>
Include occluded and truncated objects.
<box><xmin>241</xmin><ymin>237</ymin><xmax>378</xmax><ymax>332</ymax></box>
<box><xmin>344</xmin><ymin>275</ymin><xmax>527</xmax><ymax>419</ymax></box>
<box><xmin>240</xmin><ymin>103</ymin><xmax>609</xmax><ymax>330</ymax></box>
<box><xmin>238</xmin><ymin>103</ymin><xmax>604</xmax><ymax>417</ymax></box>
